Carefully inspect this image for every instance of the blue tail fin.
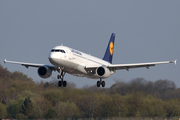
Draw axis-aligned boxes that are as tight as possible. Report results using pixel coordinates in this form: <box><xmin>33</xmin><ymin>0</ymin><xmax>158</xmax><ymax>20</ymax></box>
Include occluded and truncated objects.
<box><xmin>103</xmin><ymin>33</ymin><xmax>115</xmax><ymax>64</ymax></box>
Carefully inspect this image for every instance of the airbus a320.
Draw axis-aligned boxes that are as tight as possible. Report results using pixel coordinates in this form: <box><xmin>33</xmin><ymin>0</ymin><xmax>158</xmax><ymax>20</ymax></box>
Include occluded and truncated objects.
<box><xmin>4</xmin><ymin>33</ymin><xmax>177</xmax><ymax>87</ymax></box>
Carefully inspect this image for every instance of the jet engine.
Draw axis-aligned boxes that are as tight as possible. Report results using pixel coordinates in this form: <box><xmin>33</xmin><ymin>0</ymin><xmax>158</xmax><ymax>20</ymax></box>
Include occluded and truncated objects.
<box><xmin>96</xmin><ymin>67</ymin><xmax>111</xmax><ymax>78</ymax></box>
<box><xmin>38</xmin><ymin>66</ymin><xmax>52</xmax><ymax>78</ymax></box>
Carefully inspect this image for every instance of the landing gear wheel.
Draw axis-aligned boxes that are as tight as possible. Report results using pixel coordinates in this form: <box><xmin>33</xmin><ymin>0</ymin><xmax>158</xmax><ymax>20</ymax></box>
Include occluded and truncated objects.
<box><xmin>101</xmin><ymin>81</ymin><xmax>105</xmax><ymax>87</ymax></box>
<box><xmin>58</xmin><ymin>81</ymin><xmax>62</xmax><ymax>87</ymax></box>
<box><xmin>97</xmin><ymin>81</ymin><xmax>100</xmax><ymax>87</ymax></box>
<box><xmin>63</xmin><ymin>81</ymin><xmax>67</xmax><ymax>87</ymax></box>
<box><xmin>57</xmin><ymin>68</ymin><xmax>67</xmax><ymax>87</ymax></box>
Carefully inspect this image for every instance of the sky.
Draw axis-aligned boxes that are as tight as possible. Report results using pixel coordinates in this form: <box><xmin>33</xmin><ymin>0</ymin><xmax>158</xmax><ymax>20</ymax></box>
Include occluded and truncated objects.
<box><xmin>0</xmin><ymin>0</ymin><xmax>179</xmax><ymax>88</ymax></box>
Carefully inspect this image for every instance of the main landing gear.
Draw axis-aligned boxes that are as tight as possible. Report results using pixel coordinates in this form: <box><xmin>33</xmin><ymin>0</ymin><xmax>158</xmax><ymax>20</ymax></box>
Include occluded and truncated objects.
<box><xmin>57</xmin><ymin>68</ymin><xmax>67</xmax><ymax>87</ymax></box>
<box><xmin>97</xmin><ymin>79</ymin><xmax>105</xmax><ymax>87</ymax></box>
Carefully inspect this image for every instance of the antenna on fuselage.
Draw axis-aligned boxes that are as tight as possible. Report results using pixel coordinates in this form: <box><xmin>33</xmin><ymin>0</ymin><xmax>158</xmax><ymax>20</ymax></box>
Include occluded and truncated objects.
<box><xmin>61</xmin><ymin>43</ymin><xmax>63</xmax><ymax>46</ymax></box>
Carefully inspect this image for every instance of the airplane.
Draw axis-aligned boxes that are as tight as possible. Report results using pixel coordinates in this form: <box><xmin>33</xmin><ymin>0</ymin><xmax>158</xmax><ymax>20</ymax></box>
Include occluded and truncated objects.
<box><xmin>4</xmin><ymin>33</ymin><xmax>177</xmax><ymax>87</ymax></box>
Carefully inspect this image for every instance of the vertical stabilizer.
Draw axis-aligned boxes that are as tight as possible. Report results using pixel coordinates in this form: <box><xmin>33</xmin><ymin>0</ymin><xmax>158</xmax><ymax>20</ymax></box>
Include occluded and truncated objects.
<box><xmin>103</xmin><ymin>33</ymin><xmax>115</xmax><ymax>64</ymax></box>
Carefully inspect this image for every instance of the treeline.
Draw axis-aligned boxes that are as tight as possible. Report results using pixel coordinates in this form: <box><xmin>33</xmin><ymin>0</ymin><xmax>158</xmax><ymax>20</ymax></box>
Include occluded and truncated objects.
<box><xmin>0</xmin><ymin>64</ymin><xmax>180</xmax><ymax>119</ymax></box>
<box><xmin>109</xmin><ymin>78</ymin><xmax>180</xmax><ymax>100</ymax></box>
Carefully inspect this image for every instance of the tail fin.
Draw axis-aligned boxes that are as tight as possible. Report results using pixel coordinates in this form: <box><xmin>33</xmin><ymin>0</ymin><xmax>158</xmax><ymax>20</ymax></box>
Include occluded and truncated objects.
<box><xmin>103</xmin><ymin>33</ymin><xmax>115</xmax><ymax>64</ymax></box>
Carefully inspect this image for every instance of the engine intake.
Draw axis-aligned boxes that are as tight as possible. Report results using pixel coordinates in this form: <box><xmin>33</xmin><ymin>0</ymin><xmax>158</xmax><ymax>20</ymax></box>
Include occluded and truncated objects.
<box><xmin>97</xmin><ymin>67</ymin><xmax>105</xmax><ymax>76</ymax></box>
<box><xmin>38</xmin><ymin>66</ymin><xmax>52</xmax><ymax>78</ymax></box>
<box><xmin>96</xmin><ymin>67</ymin><xmax>111</xmax><ymax>78</ymax></box>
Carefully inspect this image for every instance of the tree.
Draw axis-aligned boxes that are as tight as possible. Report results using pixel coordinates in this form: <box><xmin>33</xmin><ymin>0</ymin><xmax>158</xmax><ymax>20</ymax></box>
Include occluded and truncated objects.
<box><xmin>15</xmin><ymin>113</ymin><xmax>27</xmax><ymax>119</ymax></box>
<box><xmin>0</xmin><ymin>102</ymin><xmax>7</xmax><ymax>118</ymax></box>
<box><xmin>43</xmin><ymin>89</ymin><xmax>63</xmax><ymax>106</ymax></box>
<box><xmin>54</xmin><ymin>101</ymin><xmax>80</xmax><ymax>118</ymax></box>
<box><xmin>21</xmin><ymin>97</ymin><xmax>33</xmax><ymax>116</ymax></box>
<box><xmin>125</xmin><ymin>93</ymin><xmax>144</xmax><ymax>117</ymax></box>
<box><xmin>112</xmin><ymin>94</ymin><xmax>128</xmax><ymax>117</ymax></box>
<box><xmin>44</xmin><ymin>108</ymin><xmax>57</xmax><ymax>119</ymax></box>
<box><xmin>77</xmin><ymin>95</ymin><xmax>99</xmax><ymax>118</ymax></box>
<box><xmin>33</xmin><ymin>96</ymin><xmax>52</xmax><ymax>119</ymax></box>
<box><xmin>98</xmin><ymin>93</ymin><xmax>114</xmax><ymax>117</ymax></box>
<box><xmin>0</xmin><ymin>64</ymin><xmax>11</xmax><ymax>78</ymax></box>
<box><xmin>164</xmin><ymin>99</ymin><xmax>180</xmax><ymax>117</ymax></box>
<box><xmin>12</xmin><ymin>71</ymin><xmax>32</xmax><ymax>81</ymax></box>
<box><xmin>7</xmin><ymin>98</ymin><xmax>24</xmax><ymax>118</ymax></box>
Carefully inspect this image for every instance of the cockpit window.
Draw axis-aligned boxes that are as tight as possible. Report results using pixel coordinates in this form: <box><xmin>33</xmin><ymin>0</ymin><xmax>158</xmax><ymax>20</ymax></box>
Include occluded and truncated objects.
<box><xmin>51</xmin><ymin>49</ymin><xmax>65</xmax><ymax>53</ymax></box>
<box><xmin>51</xmin><ymin>49</ymin><xmax>55</xmax><ymax>52</ymax></box>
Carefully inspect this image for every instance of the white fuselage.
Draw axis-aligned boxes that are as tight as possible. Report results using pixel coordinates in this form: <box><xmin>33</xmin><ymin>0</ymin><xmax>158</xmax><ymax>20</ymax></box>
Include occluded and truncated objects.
<box><xmin>48</xmin><ymin>46</ymin><xmax>114</xmax><ymax>79</ymax></box>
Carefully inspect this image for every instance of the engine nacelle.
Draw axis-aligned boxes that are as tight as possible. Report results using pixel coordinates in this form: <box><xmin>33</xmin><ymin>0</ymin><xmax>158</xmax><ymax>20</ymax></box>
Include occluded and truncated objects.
<box><xmin>38</xmin><ymin>66</ymin><xmax>52</xmax><ymax>78</ymax></box>
<box><xmin>96</xmin><ymin>67</ymin><xmax>111</xmax><ymax>78</ymax></box>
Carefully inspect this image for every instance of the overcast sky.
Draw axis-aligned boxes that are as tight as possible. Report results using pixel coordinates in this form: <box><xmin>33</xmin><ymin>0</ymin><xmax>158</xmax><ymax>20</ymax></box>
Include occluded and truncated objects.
<box><xmin>0</xmin><ymin>0</ymin><xmax>179</xmax><ymax>88</ymax></box>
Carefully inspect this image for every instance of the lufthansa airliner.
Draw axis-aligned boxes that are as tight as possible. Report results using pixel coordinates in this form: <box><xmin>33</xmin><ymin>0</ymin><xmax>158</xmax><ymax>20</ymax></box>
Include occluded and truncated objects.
<box><xmin>4</xmin><ymin>33</ymin><xmax>177</xmax><ymax>87</ymax></box>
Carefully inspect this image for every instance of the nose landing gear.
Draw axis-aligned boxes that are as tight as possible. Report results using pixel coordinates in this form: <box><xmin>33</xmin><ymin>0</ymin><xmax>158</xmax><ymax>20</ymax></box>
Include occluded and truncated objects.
<box><xmin>97</xmin><ymin>79</ymin><xmax>105</xmax><ymax>87</ymax></box>
<box><xmin>57</xmin><ymin>68</ymin><xmax>67</xmax><ymax>87</ymax></box>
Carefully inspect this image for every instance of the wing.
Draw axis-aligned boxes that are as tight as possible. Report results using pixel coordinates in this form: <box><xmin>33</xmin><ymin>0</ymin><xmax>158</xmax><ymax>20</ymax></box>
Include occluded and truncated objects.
<box><xmin>4</xmin><ymin>59</ymin><xmax>57</xmax><ymax>70</ymax></box>
<box><xmin>85</xmin><ymin>60</ymin><xmax>177</xmax><ymax>72</ymax></box>
<box><xmin>107</xmin><ymin>60</ymin><xmax>177</xmax><ymax>71</ymax></box>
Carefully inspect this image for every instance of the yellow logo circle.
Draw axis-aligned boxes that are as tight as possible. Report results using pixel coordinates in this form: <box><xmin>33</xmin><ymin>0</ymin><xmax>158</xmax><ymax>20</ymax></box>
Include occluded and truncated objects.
<box><xmin>109</xmin><ymin>42</ymin><xmax>114</xmax><ymax>55</ymax></box>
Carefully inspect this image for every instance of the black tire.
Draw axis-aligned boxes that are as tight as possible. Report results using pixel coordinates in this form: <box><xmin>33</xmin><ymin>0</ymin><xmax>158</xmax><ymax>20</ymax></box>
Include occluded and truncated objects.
<box><xmin>102</xmin><ymin>81</ymin><xmax>105</xmax><ymax>87</ymax></box>
<box><xmin>97</xmin><ymin>81</ymin><xmax>100</xmax><ymax>87</ymax></box>
<box><xmin>58</xmin><ymin>81</ymin><xmax>62</xmax><ymax>87</ymax></box>
<box><xmin>63</xmin><ymin>81</ymin><xmax>67</xmax><ymax>87</ymax></box>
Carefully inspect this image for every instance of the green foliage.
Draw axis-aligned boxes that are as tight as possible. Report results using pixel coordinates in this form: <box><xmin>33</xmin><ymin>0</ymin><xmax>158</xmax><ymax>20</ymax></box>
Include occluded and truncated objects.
<box><xmin>164</xmin><ymin>98</ymin><xmax>180</xmax><ymax>117</ymax></box>
<box><xmin>110</xmin><ymin>78</ymin><xmax>177</xmax><ymax>99</ymax></box>
<box><xmin>0</xmin><ymin>64</ymin><xmax>12</xmax><ymax>78</ymax></box>
<box><xmin>77</xmin><ymin>94</ymin><xmax>99</xmax><ymax>118</ymax></box>
<box><xmin>12</xmin><ymin>71</ymin><xmax>32</xmax><ymax>81</ymax></box>
<box><xmin>98</xmin><ymin>93</ymin><xmax>114</xmax><ymax>117</ymax></box>
<box><xmin>44</xmin><ymin>89</ymin><xmax>63</xmax><ymax>106</ymax></box>
<box><xmin>21</xmin><ymin>97</ymin><xmax>33</xmax><ymax>116</ymax></box>
<box><xmin>15</xmin><ymin>113</ymin><xmax>28</xmax><ymax>119</ymax></box>
<box><xmin>54</xmin><ymin>101</ymin><xmax>80</xmax><ymax>118</ymax></box>
<box><xmin>0</xmin><ymin>102</ymin><xmax>7</xmax><ymax>118</ymax></box>
<box><xmin>44</xmin><ymin>108</ymin><xmax>57</xmax><ymax>119</ymax></box>
<box><xmin>112</xmin><ymin>94</ymin><xmax>128</xmax><ymax>117</ymax></box>
<box><xmin>7</xmin><ymin>98</ymin><xmax>24</xmax><ymax>118</ymax></box>
<box><xmin>1</xmin><ymin>64</ymin><xmax>180</xmax><ymax>119</ymax></box>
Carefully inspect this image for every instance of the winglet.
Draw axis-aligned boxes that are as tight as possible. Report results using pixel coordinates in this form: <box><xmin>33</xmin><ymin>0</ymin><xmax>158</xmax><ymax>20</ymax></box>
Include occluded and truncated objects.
<box><xmin>169</xmin><ymin>59</ymin><xmax>177</xmax><ymax>65</ymax></box>
<box><xmin>4</xmin><ymin>59</ymin><xmax>6</xmax><ymax>64</ymax></box>
<box><xmin>174</xmin><ymin>59</ymin><xmax>177</xmax><ymax>65</ymax></box>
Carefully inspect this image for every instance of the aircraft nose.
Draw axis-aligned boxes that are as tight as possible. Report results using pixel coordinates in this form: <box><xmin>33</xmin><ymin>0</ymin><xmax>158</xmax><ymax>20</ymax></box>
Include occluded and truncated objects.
<box><xmin>49</xmin><ymin>52</ymin><xmax>58</xmax><ymax>59</ymax></box>
<box><xmin>48</xmin><ymin>52</ymin><xmax>52</xmax><ymax>59</ymax></box>
<box><xmin>48</xmin><ymin>52</ymin><xmax>59</xmax><ymax>64</ymax></box>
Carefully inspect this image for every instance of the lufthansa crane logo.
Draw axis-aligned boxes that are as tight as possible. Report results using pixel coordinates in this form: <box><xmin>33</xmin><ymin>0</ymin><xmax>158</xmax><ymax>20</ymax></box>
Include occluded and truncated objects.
<box><xmin>109</xmin><ymin>41</ymin><xmax>114</xmax><ymax>55</ymax></box>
